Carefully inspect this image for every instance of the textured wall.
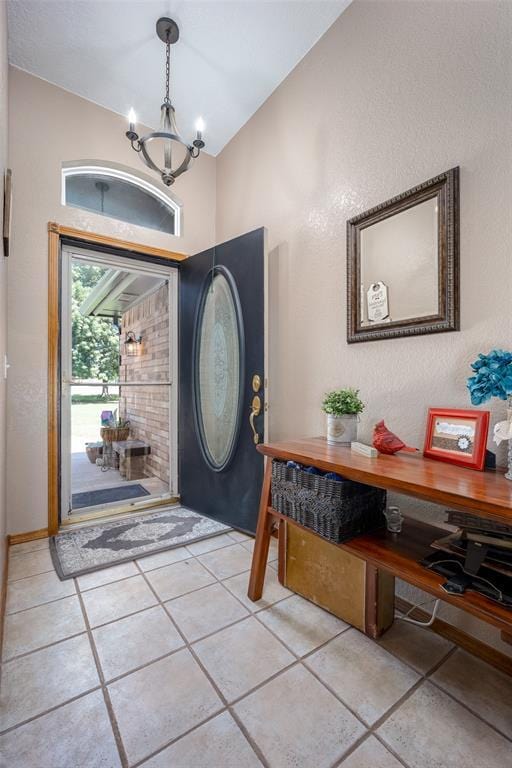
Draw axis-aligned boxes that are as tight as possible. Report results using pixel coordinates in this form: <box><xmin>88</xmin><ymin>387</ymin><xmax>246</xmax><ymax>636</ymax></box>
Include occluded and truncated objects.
<box><xmin>7</xmin><ymin>68</ymin><xmax>216</xmax><ymax>535</ymax></box>
<box><xmin>0</xmin><ymin>3</ymin><xmax>8</xmax><ymax>588</ymax></box>
<box><xmin>216</xmin><ymin>1</ymin><xmax>512</xmax><ymax>652</ymax></box>
<box><xmin>120</xmin><ymin>284</ymin><xmax>170</xmax><ymax>484</ymax></box>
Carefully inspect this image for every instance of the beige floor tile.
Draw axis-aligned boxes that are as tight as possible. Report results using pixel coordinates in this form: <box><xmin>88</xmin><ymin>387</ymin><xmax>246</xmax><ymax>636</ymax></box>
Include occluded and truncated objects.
<box><xmin>166</xmin><ymin>582</ymin><xmax>249</xmax><ymax>642</ymax></box>
<box><xmin>141</xmin><ymin>711</ymin><xmax>262</xmax><ymax>768</ymax></box>
<box><xmin>136</xmin><ymin>545</ymin><xmax>191</xmax><ymax>572</ymax></box>
<box><xmin>6</xmin><ymin>570</ymin><xmax>76</xmax><ymax>614</ymax></box>
<box><xmin>93</xmin><ymin>605</ymin><xmax>184</xmax><ymax>680</ymax></box>
<box><xmin>8</xmin><ymin>548</ymin><xmax>55</xmax><ymax>581</ymax></box>
<box><xmin>108</xmin><ymin>648</ymin><xmax>222</xmax><ymax>765</ymax></box>
<box><xmin>0</xmin><ymin>690</ymin><xmax>121</xmax><ymax>768</ymax></box>
<box><xmin>431</xmin><ymin>649</ymin><xmax>512</xmax><ymax>739</ymax></box>
<box><xmin>9</xmin><ymin>538</ymin><xmax>49</xmax><ymax>555</ymax></box>
<box><xmin>234</xmin><ymin>665</ymin><xmax>366</xmax><ymax>768</ymax></box>
<box><xmin>306</xmin><ymin>628</ymin><xmax>420</xmax><ymax>725</ymax></box>
<box><xmin>228</xmin><ymin>530</ymin><xmax>252</xmax><ymax>542</ymax></box>
<box><xmin>77</xmin><ymin>561</ymin><xmax>139</xmax><ymax>591</ymax></box>
<box><xmin>81</xmin><ymin>575</ymin><xmax>157</xmax><ymax>627</ymax></box>
<box><xmin>145</xmin><ymin>558</ymin><xmax>216</xmax><ymax>601</ymax></box>
<box><xmin>186</xmin><ymin>532</ymin><xmax>238</xmax><ymax>556</ymax></box>
<box><xmin>258</xmin><ymin>594</ymin><xmax>349</xmax><ymax>656</ymax></box>
<box><xmin>378</xmin><ymin>681</ymin><xmax>512</xmax><ymax>768</ymax></box>
<box><xmin>340</xmin><ymin>736</ymin><xmax>404</xmax><ymax>768</ymax></box>
<box><xmin>193</xmin><ymin>616</ymin><xmax>294</xmax><ymax>702</ymax></box>
<box><xmin>377</xmin><ymin>618</ymin><xmax>453</xmax><ymax>674</ymax></box>
<box><xmin>198</xmin><ymin>543</ymin><xmax>252</xmax><ymax>580</ymax></box>
<box><xmin>223</xmin><ymin>565</ymin><xmax>292</xmax><ymax>611</ymax></box>
<box><xmin>0</xmin><ymin>634</ymin><xmax>99</xmax><ymax>731</ymax></box>
<box><xmin>3</xmin><ymin>595</ymin><xmax>85</xmax><ymax>660</ymax></box>
<box><xmin>241</xmin><ymin>536</ymin><xmax>279</xmax><ymax>561</ymax></box>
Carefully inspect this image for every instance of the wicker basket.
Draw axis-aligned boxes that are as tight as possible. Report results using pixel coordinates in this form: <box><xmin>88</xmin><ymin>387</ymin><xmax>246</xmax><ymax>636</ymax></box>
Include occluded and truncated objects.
<box><xmin>271</xmin><ymin>459</ymin><xmax>386</xmax><ymax>544</ymax></box>
<box><xmin>100</xmin><ymin>426</ymin><xmax>130</xmax><ymax>443</ymax></box>
<box><xmin>85</xmin><ymin>442</ymin><xmax>103</xmax><ymax>464</ymax></box>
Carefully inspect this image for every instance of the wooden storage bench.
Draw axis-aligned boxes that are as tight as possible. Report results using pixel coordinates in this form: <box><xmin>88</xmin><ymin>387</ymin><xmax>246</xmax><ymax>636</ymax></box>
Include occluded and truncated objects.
<box><xmin>113</xmin><ymin>440</ymin><xmax>151</xmax><ymax>481</ymax></box>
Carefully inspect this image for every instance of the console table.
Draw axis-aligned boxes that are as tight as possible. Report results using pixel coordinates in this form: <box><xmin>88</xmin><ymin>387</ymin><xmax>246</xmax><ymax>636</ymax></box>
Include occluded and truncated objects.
<box><xmin>248</xmin><ymin>438</ymin><xmax>512</xmax><ymax>641</ymax></box>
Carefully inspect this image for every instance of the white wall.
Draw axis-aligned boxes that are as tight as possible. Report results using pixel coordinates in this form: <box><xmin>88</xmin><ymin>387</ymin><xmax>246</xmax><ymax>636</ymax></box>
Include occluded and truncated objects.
<box><xmin>6</xmin><ymin>67</ymin><xmax>216</xmax><ymax>535</ymax></box>
<box><xmin>216</xmin><ymin>1</ymin><xmax>512</xmax><ymax>653</ymax></box>
<box><xmin>0</xmin><ymin>2</ymin><xmax>8</xmax><ymax>585</ymax></box>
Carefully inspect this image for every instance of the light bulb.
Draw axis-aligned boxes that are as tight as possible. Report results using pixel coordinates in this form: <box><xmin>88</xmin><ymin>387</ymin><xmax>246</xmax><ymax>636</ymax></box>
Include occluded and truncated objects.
<box><xmin>195</xmin><ymin>117</ymin><xmax>205</xmax><ymax>135</ymax></box>
<box><xmin>128</xmin><ymin>108</ymin><xmax>137</xmax><ymax>127</ymax></box>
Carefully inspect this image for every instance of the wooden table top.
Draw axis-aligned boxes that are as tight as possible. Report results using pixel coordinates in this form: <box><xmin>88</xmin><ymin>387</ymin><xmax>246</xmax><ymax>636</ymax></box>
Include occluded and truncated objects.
<box><xmin>257</xmin><ymin>437</ymin><xmax>512</xmax><ymax>524</ymax></box>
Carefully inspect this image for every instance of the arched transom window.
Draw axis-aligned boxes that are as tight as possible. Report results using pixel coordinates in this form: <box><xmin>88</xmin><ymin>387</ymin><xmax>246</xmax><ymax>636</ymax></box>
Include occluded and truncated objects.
<box><xmin>62</xmin><ymin>164</ymin><xmax>181</xmax><ymax>236</ymax></box>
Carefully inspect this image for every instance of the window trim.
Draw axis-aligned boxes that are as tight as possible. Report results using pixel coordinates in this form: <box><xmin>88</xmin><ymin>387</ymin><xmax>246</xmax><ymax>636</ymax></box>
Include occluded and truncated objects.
<box><xmin>61</xmin><ymin>163</ymin><xmax>182</xmax><ymax>237</ymax></box>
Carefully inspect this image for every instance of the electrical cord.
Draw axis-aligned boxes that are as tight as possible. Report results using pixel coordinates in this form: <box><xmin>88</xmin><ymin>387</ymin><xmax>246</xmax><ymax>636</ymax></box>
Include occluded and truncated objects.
<box><xmin>398</xmin><ymin>596</ymin><xmax>441</xmax><ymax>627</ymax></box>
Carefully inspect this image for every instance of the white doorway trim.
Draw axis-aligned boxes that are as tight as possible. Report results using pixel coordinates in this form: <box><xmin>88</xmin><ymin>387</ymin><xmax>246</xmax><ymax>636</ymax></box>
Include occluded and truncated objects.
<box><xmin>60</xmin><ymin>244</ymin><xmax>179</xmax><ymax>525</ymax></box>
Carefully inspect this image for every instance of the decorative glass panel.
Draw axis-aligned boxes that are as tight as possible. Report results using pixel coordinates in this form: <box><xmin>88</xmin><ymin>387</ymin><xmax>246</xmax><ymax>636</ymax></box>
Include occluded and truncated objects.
<box><xmin>196</xmin><ymin>270</ymin><xmax>242</xmax><ymax>470</ymax></box>
<box><xmin>64</xmin><ymin>170</ymin><xmax>177</xmax><ymax>234</ymax></box>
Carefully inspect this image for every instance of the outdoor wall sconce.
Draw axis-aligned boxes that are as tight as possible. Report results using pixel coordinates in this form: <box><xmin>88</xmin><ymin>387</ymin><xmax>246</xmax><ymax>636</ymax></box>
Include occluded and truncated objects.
<box><xmin>124</xmin><ymin>331</ymin><xmax>142</xmax><ymax>356</ymax></box>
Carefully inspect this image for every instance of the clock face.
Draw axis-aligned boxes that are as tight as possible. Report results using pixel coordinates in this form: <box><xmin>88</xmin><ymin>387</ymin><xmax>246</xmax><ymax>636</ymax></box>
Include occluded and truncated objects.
<box><xmin>456</xmin><ymin>435</ymin><xmax>472</xmax><ymax>453</ymax></box>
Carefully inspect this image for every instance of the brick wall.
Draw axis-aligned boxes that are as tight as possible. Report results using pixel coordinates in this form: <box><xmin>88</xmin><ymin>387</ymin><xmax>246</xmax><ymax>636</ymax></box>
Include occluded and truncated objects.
<box><xmin>119</xmin><ymin>283</ymin><xmax>169</xmax><ymax>485</ymax></box>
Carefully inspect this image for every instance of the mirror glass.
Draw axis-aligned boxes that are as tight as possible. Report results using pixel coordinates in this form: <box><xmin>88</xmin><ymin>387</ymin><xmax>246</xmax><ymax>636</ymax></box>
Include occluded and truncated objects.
<box><xmin>360</xmin><ymin>196</ymin><xmax>439</xmax><ymax>326</ymax></box>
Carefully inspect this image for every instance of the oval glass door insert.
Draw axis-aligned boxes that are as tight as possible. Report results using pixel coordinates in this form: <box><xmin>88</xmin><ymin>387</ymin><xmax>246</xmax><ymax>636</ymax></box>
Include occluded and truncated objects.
<box><xmin>195</xmin><ymin>268</ymin><xmax>244</xmax><ymax>470</ymax></box>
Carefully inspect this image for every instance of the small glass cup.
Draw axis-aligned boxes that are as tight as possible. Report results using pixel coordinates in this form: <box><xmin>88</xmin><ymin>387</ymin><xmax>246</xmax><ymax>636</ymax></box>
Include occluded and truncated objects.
<box><xmin>384</xmin><ymin>506</ymin><xmax>404</xmax><ymax>533</ymax></box>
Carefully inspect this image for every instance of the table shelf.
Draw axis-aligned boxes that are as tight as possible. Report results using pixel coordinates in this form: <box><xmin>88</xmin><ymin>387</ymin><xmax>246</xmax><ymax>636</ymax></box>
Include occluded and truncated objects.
<box><xmin>267</xmin><ymin>508</ymin><xmax>512</xmax><ymax>632</ymax></box>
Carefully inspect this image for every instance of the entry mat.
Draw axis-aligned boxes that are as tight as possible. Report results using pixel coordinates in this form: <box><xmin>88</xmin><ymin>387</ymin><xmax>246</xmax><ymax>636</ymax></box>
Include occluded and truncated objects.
<box><xmin>50</xmin><ymin>507</ymin><xmax>231</xmax><ymax>579</ymax></box>
<box><xmin>71</xmin><ymin>484</ymin><xmax>150</xmax><ymax>510</ymax></box>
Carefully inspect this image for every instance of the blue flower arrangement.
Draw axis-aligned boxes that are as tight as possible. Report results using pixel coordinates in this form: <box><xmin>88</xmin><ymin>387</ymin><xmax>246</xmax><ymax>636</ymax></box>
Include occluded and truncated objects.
<box><xmin>467</xmin><ymin>349</ymin><xmax>512</xmax><ymax>405</ymax></box>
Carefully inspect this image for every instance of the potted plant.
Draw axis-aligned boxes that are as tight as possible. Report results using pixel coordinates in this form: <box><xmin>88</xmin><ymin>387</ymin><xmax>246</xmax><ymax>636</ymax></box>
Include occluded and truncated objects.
<box><xmin>322</xmin><ymin>388</ymin><xmax>364</xmax><ymax>445</ymax></box>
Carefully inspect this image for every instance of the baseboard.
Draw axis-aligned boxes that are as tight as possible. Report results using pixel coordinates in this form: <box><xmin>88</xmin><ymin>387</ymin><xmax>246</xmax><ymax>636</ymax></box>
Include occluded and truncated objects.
<box><xmin>8</xmin><ymin>527</ymin><xmax>49</xmax><ymax>545</ymax></box>
<box><xmin>395</xmin><ymin>596</ymin><xmax>512</xmax><ymax>677</ymax></box>
<box><xmin>0</xmin><ymin>536</ymin><xmax>8</xmax><ymax>665</ymax></box>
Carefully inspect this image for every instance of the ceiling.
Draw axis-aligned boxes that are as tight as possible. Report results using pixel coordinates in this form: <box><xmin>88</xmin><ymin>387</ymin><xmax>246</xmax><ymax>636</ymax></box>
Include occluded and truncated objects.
<box><xmin>7</xmin><ymin>1</ymin><xmax>351</xmax><ymax>156</ymax></box>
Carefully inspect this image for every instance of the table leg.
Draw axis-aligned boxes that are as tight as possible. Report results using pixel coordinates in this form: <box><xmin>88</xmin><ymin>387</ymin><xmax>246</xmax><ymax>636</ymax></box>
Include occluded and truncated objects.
<box><xmin>248</xmin><ymin>459</ymin><xmax>273</xmax><ymax>601</ymax></box>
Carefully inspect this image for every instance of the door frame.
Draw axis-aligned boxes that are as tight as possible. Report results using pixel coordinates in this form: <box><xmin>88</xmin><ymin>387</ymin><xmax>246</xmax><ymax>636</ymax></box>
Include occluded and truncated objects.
<box><xmin>47</xmin><ymin>222</ymin><xmax>187</xmax><ymax>535</ymax></box>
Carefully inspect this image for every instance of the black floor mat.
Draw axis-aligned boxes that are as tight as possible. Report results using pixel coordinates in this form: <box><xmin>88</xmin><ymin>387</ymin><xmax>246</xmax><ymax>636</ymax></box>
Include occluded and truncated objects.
<box><xmin>72</xmin><ymin>484</ymin><xmax>150</xmax><ymax>510</ymax></box>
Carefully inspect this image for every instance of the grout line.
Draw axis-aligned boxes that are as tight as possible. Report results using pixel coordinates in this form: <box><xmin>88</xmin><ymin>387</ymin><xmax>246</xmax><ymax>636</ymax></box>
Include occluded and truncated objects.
<box><xmin>5</xmin><ymin>589</ymin><xmax>78</xmax><ymax>616</ymax></box>
<box><xmin>75</xmin><ymin>577</ymin><xmax>129</xmax><ymax>768</ymax></box>
<box><xmin>2</xmin><ymin>628</ymin><xmax>88</xmax><ymax>664</ymax></box>
<box><xmin>0</xmin><ymin>684</ymin><xmax>104</xmax><ymax>737</ymax></box>
<box><xmin>425</xmin><ymin>655</ymin><xmax>512</xmax><ymax>744</ymax></box>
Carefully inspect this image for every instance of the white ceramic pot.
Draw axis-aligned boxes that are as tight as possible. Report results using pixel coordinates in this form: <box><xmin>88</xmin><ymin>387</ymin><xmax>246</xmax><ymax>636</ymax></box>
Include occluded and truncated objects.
<box><xmin>326</xmin><ymin>414</ymin><xmax>357</xmax><ymax>445</ymax></box>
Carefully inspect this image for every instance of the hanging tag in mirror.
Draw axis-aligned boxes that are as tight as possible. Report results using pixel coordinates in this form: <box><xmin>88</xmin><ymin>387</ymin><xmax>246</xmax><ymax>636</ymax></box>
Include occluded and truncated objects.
<box><xmin>367</xmin><ymin>281</ymin><xmax>389</xmax><ymax>323</ymax></box>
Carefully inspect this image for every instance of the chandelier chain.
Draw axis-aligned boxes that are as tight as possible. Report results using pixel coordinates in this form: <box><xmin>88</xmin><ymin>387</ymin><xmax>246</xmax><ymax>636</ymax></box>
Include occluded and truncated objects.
<box><xmin>165</xmin><ymin>40</ymin><xmax>171</xmax><ymax>105</ymax></box>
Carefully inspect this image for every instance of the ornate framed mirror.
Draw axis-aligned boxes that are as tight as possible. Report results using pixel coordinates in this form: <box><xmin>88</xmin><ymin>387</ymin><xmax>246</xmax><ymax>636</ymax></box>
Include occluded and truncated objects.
<box><xmin>347</xmin><ymin>167</ymin><xmax>459</xmax><ymax>343</ymax></box>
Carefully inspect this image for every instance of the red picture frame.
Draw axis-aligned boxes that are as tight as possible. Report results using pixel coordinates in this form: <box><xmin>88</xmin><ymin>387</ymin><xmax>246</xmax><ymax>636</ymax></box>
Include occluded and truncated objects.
<box><xmin>423</xmin><ymin>408</ymin><xmax>490</xmax><ymax>471</ymax></box>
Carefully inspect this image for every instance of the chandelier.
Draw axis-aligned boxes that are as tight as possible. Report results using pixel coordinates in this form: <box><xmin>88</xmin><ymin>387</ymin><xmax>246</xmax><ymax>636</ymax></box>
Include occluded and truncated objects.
<box><xmin>125</xmin><ymin>17</ymin><xmax>205</xmax><ymax>186</ymax></box>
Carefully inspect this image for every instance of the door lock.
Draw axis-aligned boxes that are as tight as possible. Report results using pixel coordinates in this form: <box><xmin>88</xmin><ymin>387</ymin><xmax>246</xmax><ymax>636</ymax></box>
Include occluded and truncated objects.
<box><xmin>252</xmin><ymin>374</ymin><xmax>262</xmax><ymax>393</ymax></box>
<box><xmin>249</xmin><ymin>394</ymin><xmax>262</xmax><ymax>445</ymax></box>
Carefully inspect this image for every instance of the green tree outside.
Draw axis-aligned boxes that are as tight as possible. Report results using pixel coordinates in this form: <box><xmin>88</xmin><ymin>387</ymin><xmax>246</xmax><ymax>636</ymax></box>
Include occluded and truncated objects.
<box><xmin>72</xmin><ymin>264</ymin><xmax>120</xmax><ymax>381</ymax></box>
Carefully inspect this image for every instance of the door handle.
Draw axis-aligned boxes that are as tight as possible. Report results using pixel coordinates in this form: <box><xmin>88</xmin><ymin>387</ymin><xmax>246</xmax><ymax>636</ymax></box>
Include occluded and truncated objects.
<box><xmin>249</xmin><ymin>395</ymin><xmax>262</xmax><ymax>445</ymax></box>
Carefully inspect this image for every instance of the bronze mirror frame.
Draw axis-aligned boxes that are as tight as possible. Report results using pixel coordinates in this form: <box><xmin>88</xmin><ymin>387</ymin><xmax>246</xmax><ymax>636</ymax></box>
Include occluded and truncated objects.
<box><xmin>347</xmin><ymin>167</ymin><xmax>459</xmax><ymax>343</ymax></box>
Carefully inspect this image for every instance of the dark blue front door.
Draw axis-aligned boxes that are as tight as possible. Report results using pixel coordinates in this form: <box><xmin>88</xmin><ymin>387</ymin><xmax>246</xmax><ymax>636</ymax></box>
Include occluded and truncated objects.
<box><xmin>179</xmin><ymin>229</ymin><xmax>265</xmax><ymax>534</ymax></box>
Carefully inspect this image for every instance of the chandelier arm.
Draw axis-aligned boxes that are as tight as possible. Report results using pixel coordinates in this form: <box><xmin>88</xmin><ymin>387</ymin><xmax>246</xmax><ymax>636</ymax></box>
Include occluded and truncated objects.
<box><xmin>170</xmin><ymin>152</ymin><xmax>193</xmax><ymax>180</ymax></box>
<box><xmin>138</xmin><ymin>142</ymin><xmax>168</xmax><ymax>176</ymax></box>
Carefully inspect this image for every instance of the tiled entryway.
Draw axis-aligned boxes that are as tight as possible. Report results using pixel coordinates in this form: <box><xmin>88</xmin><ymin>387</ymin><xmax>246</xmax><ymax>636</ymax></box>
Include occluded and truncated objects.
<box><xmin>2</xmin><ymin>533</ymin><xmax>512</xmax><ymax>768</ymax></box>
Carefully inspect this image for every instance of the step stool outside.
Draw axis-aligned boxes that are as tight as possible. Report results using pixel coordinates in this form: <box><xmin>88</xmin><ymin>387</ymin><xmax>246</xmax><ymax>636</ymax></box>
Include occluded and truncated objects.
<box><xmin>113</xmin><ymin>440</ymin><xmax>151</xmax><ymax>481</ymax></box>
